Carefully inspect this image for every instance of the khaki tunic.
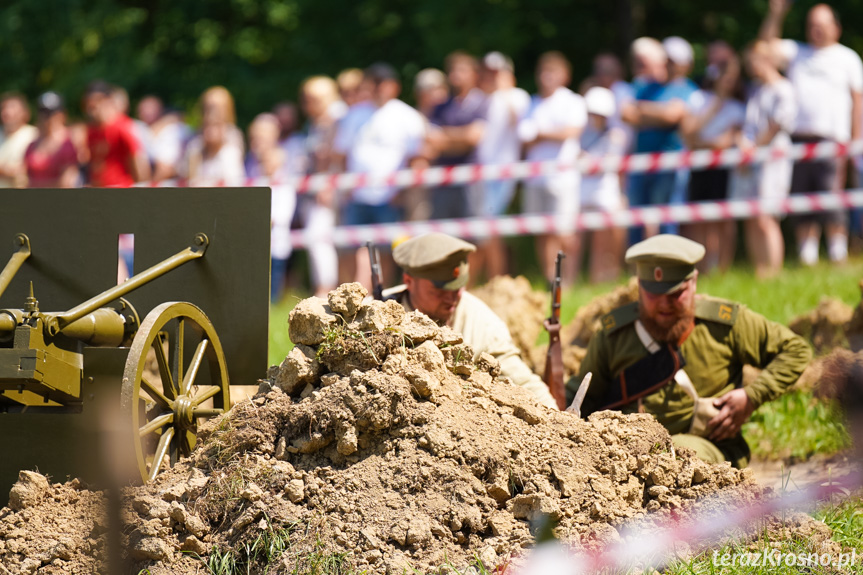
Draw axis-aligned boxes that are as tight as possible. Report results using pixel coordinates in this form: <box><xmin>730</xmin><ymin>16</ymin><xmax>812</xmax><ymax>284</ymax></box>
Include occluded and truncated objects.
<box><xmin>566</xmin><ymin>296</ymin><xmax>811</xmax><ymax>454</ymax></box>
<box><xmin>394</xmin><ymin>288</ymin><xmax>558</xmax><ymax>409</ymax></box>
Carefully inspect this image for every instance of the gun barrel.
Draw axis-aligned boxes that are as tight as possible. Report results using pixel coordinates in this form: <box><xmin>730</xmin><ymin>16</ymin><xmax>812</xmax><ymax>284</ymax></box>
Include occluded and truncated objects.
<box><xmin>549</xmin><ymin>250</ymin><xmax>565</xmax><ymax>320</ymax></box>
<box><xmin>50</xmin><ymin>234</ymin><xmax>208</xmax><ymax>333</ymax></box>
<box><xmin>59</xmin><ymin>308</ymin><xmax>128</xmax><ymax>347</ymax></box>
<box><xmin>0</xmin><ymin>235</ymin><xmax>31</xmax><ymax>301</ymax></box>
<box><xmin>367</xmin><ymin>241</ymin><xmax>384</xmax><ymax>300</ymax></box>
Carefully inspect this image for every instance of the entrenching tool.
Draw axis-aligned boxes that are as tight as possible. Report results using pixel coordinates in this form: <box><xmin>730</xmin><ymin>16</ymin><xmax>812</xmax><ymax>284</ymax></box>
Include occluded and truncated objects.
<box><xmin>566</xmin><ymin>372</ymin><xmax>592</xmax><ymax>418</ymax></box>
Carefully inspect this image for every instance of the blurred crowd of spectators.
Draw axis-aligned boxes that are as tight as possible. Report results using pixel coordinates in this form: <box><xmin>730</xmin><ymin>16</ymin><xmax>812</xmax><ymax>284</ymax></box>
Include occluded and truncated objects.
<box><xmin>1</xmin><ymin>1</ymin><xmax>861</xmax><ymax>300</ymax></box>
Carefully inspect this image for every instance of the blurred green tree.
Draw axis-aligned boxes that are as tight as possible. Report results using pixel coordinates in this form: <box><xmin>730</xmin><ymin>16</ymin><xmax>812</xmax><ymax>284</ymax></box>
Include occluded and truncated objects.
<box><xmin>1</xmin><ymin>0</ymin><xmax>859</xmax><ymax>126</ymax></box>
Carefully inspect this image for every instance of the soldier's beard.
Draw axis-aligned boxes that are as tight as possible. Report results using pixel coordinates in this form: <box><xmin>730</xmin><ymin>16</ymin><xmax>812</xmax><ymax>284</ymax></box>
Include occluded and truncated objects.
<box><xmin>639</xmin><ymin>304</ymin><xmax>696</xmax><ymax>345</ymax></box>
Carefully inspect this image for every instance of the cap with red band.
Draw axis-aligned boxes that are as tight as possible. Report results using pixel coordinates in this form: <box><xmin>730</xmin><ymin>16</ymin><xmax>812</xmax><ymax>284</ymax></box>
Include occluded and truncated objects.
<box><xmin>625</xmin><ymin>234</ymin><xmax>705</xmax><ymax>294</ymax></box>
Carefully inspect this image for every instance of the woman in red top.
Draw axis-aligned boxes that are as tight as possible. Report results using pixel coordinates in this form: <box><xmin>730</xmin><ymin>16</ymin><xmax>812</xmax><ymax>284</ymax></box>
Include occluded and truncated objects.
<box><xmin>25</xmin><ymin>92</ymin><xmax>79</xmax><ymax>188</ymax></box>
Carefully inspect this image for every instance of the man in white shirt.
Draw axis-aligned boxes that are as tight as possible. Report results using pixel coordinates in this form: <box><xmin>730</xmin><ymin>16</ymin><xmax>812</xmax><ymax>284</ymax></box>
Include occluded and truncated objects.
<box><xmin>734</xmin><ymin>39</ymin><xmax>798</xmax><ymax>279</ymax></box>
<box><xmin>475</xmin><ymin>51</ymin><xmax>531</xmax><ymax>278</ymax></box>
<box><xmin>760</xmin><ymin>0</ymin><xmax>863</xmax><ymax>265</ymax></box>
<box><xmin>332</xmin><ymin>63</ymin><xmax>427</xmax><ymax>289</ymax></box>
<box><xmin>0</xmin><ymin>93</ymin><xmax>39</xmax><ymax>188</ymax></box>
<box><xmin>518</xmin><ymin>51</ymin><xmax>587</xmax><ymax>282</ymax></box>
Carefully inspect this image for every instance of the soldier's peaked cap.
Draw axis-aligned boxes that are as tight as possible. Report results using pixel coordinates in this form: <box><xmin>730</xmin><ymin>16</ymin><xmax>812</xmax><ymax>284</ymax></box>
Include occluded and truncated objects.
<box><xmin>393</xmin><ymin>232</ymin><xmax>476</xmax><ymax>290</ymax></box>
<box><xmin>625</xmin><ymin>234</ymin><xmax>705</xmax><ymax>294</ymax></box>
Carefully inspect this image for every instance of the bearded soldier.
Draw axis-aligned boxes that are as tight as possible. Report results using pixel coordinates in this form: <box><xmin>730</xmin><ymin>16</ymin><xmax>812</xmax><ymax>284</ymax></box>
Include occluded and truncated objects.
<box><xmin>566</xmin><ymin>234</ymin><xmax>811</xmax><ymax>467</ymax></box>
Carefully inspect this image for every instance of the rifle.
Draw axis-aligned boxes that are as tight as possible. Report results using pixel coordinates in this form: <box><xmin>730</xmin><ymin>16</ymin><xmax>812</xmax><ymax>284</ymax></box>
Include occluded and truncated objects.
<box><xmin>543</xmin><ymin>251</ymin><xmax>567</xmax><ymax>410</ymax></box>
<box><xmin>366</xmin><ymin>241</ymin><xmax>384</xmax><ymax>301</ymax></box>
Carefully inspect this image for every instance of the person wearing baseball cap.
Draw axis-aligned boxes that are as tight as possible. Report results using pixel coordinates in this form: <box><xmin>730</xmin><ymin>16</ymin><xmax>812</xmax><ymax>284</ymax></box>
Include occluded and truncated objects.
<box><xmin>476</xmin><ymin>51</ymin><xmax>531</xmax><ymax>279</ymax></box>
<box><xmin>622</xmin><ymin>37</ymin><xmax>698</xmax><ymax>242</ymax></box>
<box><xmin>580</xmin><ymin>86</ymin><xmax>627</xmax><ymax>283</ymax></box>
<box><xmin>566</xmin><ymin>234</ymin><xmax>812</xmax><ymax>468</ymax></box>
<box><xmin>388</xmin><ymin>232</ymin><xmax>557</xmax><ymax>409</ymax></box>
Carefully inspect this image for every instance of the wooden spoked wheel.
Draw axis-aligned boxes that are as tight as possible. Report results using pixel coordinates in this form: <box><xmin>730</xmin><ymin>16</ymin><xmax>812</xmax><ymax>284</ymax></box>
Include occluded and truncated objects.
<box><xmin>121</xmin><ymin>302</ymin><xmax>230</xmax><ymax>483</ymax></box>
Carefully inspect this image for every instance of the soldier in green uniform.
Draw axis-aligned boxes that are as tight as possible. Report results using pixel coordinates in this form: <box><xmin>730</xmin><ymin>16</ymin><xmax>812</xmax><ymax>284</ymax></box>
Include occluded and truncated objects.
<box><xmin>565</xmin><ymin>234</ymin><xmax>812</xmax><ymax>467</ymax></box>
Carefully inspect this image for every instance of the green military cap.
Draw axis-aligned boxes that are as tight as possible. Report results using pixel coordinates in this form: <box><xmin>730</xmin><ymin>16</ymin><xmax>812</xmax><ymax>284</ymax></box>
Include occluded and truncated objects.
<box><xmin>625</xmin><ymin>234</ymin><xmax>705</xmax><ymax>294</ymax></box>
<box><xmin>392</xmin><ymin>232</ymin><xmax>476</xmax><ymax>290</ymax></box>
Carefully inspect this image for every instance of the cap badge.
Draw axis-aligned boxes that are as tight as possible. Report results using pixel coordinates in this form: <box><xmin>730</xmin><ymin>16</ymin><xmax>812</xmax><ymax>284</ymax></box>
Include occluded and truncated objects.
<box><xmin>453</xmin><ymin>266</ymin><xmax>461</xmax><ymax>278</ymax></box>
<box><xmin>654</xmin><ymin>267</ymin><xmax>663</xmax><ymax>281</ymax></box>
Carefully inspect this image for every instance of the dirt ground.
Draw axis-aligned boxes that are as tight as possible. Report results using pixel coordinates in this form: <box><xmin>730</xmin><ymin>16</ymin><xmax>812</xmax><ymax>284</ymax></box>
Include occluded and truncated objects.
<box><xmin>0</xmin><ymin>283</ymin><xmax>855</xmax><ymax>575</ymax></box>
<box><xmin>748</xmin><ymin>452</ymin><xmax>859</xmax><ymax>492</ymax></box>
<box><xmin>472</xmin><ymin>275</ymin><xmax>548</xmax><ymax>373</ymax></box>
<box><xmin>788</xmin><ymin>280</ymin><xmax>863</xmax><ymax>356</ymax></box>
<box><xmin>789</xmin><ymin>298</ymin><xmax>855</xmax><ymax>355</ymax></box>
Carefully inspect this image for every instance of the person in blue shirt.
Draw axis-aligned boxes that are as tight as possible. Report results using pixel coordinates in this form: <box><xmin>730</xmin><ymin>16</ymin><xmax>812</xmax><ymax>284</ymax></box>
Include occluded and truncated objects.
<box><xmin>622</xmin><ymin>37</ymin><xmax>698</xmax><ymax>243</ymax></box>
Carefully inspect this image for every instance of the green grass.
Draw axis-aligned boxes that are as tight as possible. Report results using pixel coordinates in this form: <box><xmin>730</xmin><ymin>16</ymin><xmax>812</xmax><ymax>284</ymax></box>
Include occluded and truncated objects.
<box><xmin>816</xmin><ymin>494</ymin><xmax>863</xmax><ymax>550</ymax></box>
<box><xmin>743</xmin><ymin>390</ymin><xmax>851</xmax><ymax>460</ymax></box>
<box><xmin>696</xmin><ymin>259</ymin><xmax>863</xmax><ymax>326</ymax></box>
<box><xmin>661</xmin><ymin>493</ymin><xmax>863</xmax><ymax>574</ymax></box>
<box><xmin>204</xmin><ymin>519</ymin><xmax>362</xmax><ymax>575</ymax></box>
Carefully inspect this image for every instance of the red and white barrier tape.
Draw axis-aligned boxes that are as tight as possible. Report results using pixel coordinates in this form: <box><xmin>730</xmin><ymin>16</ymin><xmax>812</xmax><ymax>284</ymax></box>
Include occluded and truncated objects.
<box><xmin>289</xmin><ymin>189</ymin><xmax>863</xmax><ymax>249</ymax></box>
<box><xmin>514</xmin><ymin>469</ymin><xmax>862</xmax><ymax>574</ymax></box>
<box><xmin>151</xmin><ymin>139</ymin><xmax>863</xmax><ymax>193</ymax></box>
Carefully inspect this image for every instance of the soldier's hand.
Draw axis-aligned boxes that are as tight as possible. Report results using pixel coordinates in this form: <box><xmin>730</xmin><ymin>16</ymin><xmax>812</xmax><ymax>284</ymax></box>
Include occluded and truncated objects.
<box><xmin>707</xmin><ymin>389</ymin><xmax>754</xmax><ymax>442</ymax></box>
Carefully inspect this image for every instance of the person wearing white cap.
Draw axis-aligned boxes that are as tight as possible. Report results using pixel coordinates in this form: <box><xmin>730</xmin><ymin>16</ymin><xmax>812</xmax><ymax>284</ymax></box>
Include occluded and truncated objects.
<box><xmin>662</xmin><ymin>36</ymin><xmax>694</xmax><ymax>78</ymax></box>
<box><xmin>579</xmin><ymin>87</ymin><xmax>627</xmax><ymax>283</ymax></box>
<box><xmin>662</xmin><ymin>35</ymin><xmax>700</xmax><ymax>235</ymax></box>
<box><xmin>476</xmin><ymin>51</ymin><xmax>531</xmax><ymax>279</ymax></box>
<box><xmin>518</xmin><ymin>51</ymin><xmax>587</xmax><ymax>282</ymax></box>
<box><xmin>622</xmin><ymin>37</ymin><xmax>698</xmax><ymax>243</ymax></box>
<box><xmin>414</xmin><ymin>68</ymin><xmax>448</xmax><ymax>120</ymax></box>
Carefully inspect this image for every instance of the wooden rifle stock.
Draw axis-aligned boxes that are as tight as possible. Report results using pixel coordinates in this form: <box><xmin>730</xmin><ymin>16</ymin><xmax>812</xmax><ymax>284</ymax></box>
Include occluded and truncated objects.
<box><xmin>544</xmin><ymin>251</ymin><xmax>567</xmax><ymax>409</ymax></box>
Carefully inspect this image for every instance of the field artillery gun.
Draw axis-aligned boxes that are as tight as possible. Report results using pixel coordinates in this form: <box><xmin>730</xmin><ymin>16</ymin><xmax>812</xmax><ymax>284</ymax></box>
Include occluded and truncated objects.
<box><xmin>0</xmin><ymin>188</ymin><xmax>270</xmax><ymax>497</ymax></box>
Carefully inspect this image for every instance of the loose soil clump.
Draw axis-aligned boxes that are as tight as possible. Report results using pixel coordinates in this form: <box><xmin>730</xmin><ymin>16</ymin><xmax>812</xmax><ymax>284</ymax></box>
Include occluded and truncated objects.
<box><xmin>0</xmin><ymin>283</ymin><xmax>837</xmax><ymax>574</ymax></box>
<box><xmin>473</xmin><ymin>275</ymin><xmax>548</xmax><ymax>373</ymax></box>
<box><xmin>789</xmin><ymin>297</ymin><xmax>854</xmax><ymax>355</ymax></box>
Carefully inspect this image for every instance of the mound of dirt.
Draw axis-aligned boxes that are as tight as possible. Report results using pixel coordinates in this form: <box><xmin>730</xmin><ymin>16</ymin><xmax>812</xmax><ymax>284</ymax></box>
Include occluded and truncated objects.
<box><xmin>472</xmin><ymin>275</ymin><xmax>548</xmax><ymax>372</ymax></box>
<box><xmin>0</xmin><ymin>283</ymin><xmax>829</xmax><ymax>575</ymax></box>
<box><xmin>789</xmin><ymin>297</ymin><xmax>854</xmax><ymax>355</ymax></box>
